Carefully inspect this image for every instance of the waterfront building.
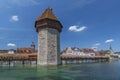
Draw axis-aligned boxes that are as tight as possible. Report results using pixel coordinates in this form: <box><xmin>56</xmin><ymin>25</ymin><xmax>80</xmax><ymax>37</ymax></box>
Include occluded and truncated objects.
<box><xmin>114</xmin><ymin>52</ymin><xmax>120</xmax><ymax>58</ymax></box>
<box><xmin>17</xmin><ymin>42</ymin><xmax>37</xmax><ymax>54</ymax></box>
<box><xmin>61</xmin><ymin>47</ymin><xmax>109</xmax><ymax>64</ymax></box>
<box><xmin>99</xmin><ymin>50</ymin><xmax>110</xmax><ymax>56</ymax></box>
<box><xmin>8</xmin><ymin>49</ymin><xmax>15</xmax><ymax>54</ymax></box>
<box><xmin>109</xmin><ymin>45</ymin><xmax>114</xmax><ymax>55</ymax></box>
<box><xmin>0</xmin><ymin>50</ymin><xmax>9</xmax><ymax>54</ymax></box>
<box><xmin>0</xmin><ymin>42</ymin><xmax>37</xmax><ymax>54</ymax></box>
<box><xmin>35</xmin><ymin>8</ymin><xmax>63</xmax><ymax>65</ymax></box>
<box><xmin>61</xmin><ymin>47</ymin><xmax>100</xmax><ymax>57</ymax></box>
<box><xmin>0</xmin><ymin>49</ymin><xmax>16</xmax><ymax>54</ymax></box>
<box><xmin>99</xmin><ymin>45</ymin><xmax>114</xmax><ymax>56</ymax></box>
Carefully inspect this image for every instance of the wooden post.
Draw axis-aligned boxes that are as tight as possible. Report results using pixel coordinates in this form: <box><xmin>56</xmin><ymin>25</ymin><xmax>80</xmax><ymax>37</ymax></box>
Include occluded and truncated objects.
<box><xmin>22</xmin><ymin>60</ymin><xmax>25</xmax><ymax>66</ymax></box>
<box><xmin>8</xmin><ymin>60</ymin><xmax>11</xmax><ymax>66</ymax></box>
<box><xmin>36</xmin><ymin>59</ymin><xmax>37</xmax><ymax>65</ymax></box>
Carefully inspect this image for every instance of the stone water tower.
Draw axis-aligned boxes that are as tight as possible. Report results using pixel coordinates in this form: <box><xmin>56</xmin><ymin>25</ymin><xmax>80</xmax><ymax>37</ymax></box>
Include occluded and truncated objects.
<box><xmin>35</xmin><ymin>8</ymin><xmax>63</xmax><ymax>65</ymax></box>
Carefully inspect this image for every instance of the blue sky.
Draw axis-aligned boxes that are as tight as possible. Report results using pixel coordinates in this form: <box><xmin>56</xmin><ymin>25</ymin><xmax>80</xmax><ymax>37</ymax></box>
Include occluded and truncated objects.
<box><xmin>0</xmin><ymin>0</ymin><xmax>120</xmax><ymax>51</ymax></box>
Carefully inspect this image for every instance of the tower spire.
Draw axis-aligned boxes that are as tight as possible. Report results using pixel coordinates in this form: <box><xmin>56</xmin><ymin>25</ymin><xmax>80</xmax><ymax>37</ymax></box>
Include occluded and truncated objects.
<box><xmin>36</xmin><ymin>7</ymin><xmax>59</xmax><ymax>22</ymax></box>
<box><xmin>31</xmin><ymin>42</ymin><xmax>35</xmax><ymax>49</ymax></box>
<box><xmin>35</xmin><ymin>7</ymin><xmax>62</xmax><ymax>32</ymax></box>
<box><xmin>109</xmin><ymin>44</ymin><xmax>112</xmax><ymax>50</ymax></box>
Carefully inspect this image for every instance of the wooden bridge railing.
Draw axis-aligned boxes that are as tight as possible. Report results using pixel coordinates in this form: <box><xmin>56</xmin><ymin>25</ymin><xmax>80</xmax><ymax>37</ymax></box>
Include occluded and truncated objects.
<box><xmin>0</xmin><ymin>54</ymin><xmax>37</xmax><ymax>61</ymax></box>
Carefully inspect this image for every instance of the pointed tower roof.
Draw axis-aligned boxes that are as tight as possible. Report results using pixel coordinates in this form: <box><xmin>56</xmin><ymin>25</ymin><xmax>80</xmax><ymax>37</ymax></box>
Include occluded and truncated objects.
<box><xmin>109</xmin><ymin>44</ymin><xmax>112</xmax><ymax>50</ymax></box>
<box><xmin>36</xmin><ymin>7</ymin><xmax>59</xmax><ymax>22</ymax></box>
<box><xmin>35</xmin><ymin>7</ymin><xmax>63</xmax><ymax>32</ymax></box>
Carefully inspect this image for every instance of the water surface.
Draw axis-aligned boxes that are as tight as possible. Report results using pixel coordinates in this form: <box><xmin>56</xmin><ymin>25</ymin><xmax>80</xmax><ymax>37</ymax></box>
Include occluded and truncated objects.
<box><xmin>0</xmin><ymin>61</ymin><xmax>120</xmax><ymax>80</ymax></box>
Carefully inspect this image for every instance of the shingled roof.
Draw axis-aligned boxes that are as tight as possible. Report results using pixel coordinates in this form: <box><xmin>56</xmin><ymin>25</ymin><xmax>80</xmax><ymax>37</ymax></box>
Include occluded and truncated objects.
<box><xmin>36</xmin><ymin>7</ymin><xmax>59</xmax><ymax>22</ymax></box>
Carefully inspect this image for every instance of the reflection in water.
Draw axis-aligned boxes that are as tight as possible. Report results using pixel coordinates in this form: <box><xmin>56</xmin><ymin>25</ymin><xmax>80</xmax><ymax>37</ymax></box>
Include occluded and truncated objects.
<box><xmin>0</xmin><ymin>62</ymin><xmax>120</xmax><ymax>80</ymax></box>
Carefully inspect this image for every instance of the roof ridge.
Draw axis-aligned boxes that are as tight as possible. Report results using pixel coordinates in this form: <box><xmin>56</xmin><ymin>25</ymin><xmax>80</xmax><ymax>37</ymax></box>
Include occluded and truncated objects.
<box><xmin>36</xmin><ymin>7</ymin><xmax>59</xmax><ymax>21</ymax></box>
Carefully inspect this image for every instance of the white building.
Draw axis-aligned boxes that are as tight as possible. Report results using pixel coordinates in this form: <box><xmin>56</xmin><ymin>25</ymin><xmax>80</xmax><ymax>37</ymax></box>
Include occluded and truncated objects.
<box><xmin>62</xmin><ymin>47</ymin><xmax>99</xmax><ymax>57</ymax></box>
<box><xmin>8</xmin><ymin>49</ymin><xmax>15</xmax><ymax>54</ymax></box>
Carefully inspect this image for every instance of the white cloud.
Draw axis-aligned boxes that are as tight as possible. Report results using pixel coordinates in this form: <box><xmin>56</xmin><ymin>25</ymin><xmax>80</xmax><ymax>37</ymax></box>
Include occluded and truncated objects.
<box><xmin>91</xmin><ymin>46</ymin><xmax>98</xmax><ymax>49</ymax></box>
<box><xmin>10</xmin><ymin>15</ymin><xmax>19</xmax><ymax>22</ymax></box>
<box><xmin>105</xmin><ymin>39</ymin><xmax>114</xmax><ymax>43</ymax></box>
<box><xmin>69</xmin><ymin>25</ymin><xmax>87</xmax><ymax>32</ymax></box>
<box><xmin>94</xmin><ymin>43</ymin><xmax>101</xmax><ymax>46</ymax></box>
<box><xmin>7</xmin><ymin>43</ymin><xmax>16</xmax><ymax>47</ymax></box>
<box><xmin>92</xmin><ymin>43</ymin><xmax>101</xmax><ymax>49</ymax></box>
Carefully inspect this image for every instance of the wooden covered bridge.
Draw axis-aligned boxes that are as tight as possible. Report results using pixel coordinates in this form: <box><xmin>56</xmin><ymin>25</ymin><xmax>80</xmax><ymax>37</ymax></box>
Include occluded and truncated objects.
<box><xmin>0</xmin><ymin>54</ymin><xmax>37</xmax><ymax>66</ymax></box>
<box><xmin>0</xmin><ymin>53</ymin><xmax>110</xmax><ymax>65</ymax></box>
<box><xmin>61</xmin><ymin>54</ymin><xmax>110</xmax><ymax>64</ymax></box>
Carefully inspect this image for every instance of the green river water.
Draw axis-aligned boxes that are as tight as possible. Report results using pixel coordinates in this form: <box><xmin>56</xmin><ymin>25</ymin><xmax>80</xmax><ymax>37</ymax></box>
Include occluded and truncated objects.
<box><xmin>0</xmin><ymin>61</ymin><xmax>120</xmax><ymax>80</ymax></box>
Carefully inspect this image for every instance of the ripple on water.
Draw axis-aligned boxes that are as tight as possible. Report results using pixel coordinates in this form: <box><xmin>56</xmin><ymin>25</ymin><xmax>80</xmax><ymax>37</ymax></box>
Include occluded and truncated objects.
<box><xmin>24</xmin><ymin>77</ymin><xmax>40</xmax><ymax>80</ymax></box>
<box><xmin>1</xmin><ymin>62</ymin><xmax>120</xmax><ymax>80</ymax></box>
<box><xmin>24</xmin><ymin>76</ymin><xmax>71</xmax><ymax>80</ymax></box>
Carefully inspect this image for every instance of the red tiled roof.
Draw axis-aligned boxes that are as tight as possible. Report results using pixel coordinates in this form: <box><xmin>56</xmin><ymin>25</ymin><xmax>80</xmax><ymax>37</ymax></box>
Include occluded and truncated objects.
<box><xmin>82</xmin><ymin>48</ymin><xmax>94</xmax><ymax>53</ymax></box>
<box><xmin>36</xmin><ymin>7</ymin><xmax>59</xmax><ymax>22</ymax></box>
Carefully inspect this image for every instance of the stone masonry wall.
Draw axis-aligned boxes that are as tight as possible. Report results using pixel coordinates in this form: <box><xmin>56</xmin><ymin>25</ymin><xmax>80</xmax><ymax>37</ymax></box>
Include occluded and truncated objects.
<box><xmin>38</xmin><ymin>28</ymin><xmax>48</xmax><ymax>65</ymax></box>
<box><xmin>38</xmin><ymin>27</ymin><xmax>61</xmax><ymax>65</ymax></box>
<box><xmin>47</xmin><ymin>28</ymin><xmax>61</xmax><ymax>65</ymax></box>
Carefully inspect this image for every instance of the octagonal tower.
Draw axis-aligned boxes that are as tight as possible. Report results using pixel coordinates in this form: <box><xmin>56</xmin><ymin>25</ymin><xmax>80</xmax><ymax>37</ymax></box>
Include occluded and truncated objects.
<box><xmin>35</xmin><ymin>8</ymin><xmax>63</xmax><ymax>65</ymax></box>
